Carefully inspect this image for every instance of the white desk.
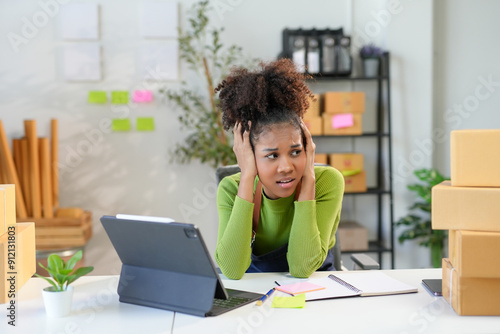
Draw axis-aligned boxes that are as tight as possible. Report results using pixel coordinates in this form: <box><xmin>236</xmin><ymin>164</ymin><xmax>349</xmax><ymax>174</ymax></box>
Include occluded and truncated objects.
<box><xmin>2</xmin><ymin>269</ymin><xmax>500</xmax><ymax>334</ymax></box>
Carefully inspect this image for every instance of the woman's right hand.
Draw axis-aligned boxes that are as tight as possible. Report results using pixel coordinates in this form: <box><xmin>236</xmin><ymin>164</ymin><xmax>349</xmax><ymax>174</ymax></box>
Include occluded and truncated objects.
<box><xmin>233</xmin><ymin>122</ymin><xmax>257</xmax><ymax>179</ymax></box>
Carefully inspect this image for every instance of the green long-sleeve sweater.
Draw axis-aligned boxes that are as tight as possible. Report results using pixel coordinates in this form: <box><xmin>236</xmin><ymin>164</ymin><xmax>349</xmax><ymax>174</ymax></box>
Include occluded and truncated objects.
<box><xmin>215</xmin><ymin>165</ymin><xmax>344</xmax><ymax>279</ymax></box>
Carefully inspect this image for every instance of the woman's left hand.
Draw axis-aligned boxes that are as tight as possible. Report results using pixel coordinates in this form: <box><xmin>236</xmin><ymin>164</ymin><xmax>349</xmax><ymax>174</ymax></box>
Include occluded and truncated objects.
<box><xmin>298</xmin><ymin>120</ymin><xmax>316</xmax><ymax>200</ymax></box>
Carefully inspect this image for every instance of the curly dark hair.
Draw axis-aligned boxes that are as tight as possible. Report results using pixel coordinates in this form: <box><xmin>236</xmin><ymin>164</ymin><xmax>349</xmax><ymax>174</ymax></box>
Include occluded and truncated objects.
<box><xmin>215</xmin><ymin>58</ymin><xmax>314</xmax><ymax>147</ymax></box>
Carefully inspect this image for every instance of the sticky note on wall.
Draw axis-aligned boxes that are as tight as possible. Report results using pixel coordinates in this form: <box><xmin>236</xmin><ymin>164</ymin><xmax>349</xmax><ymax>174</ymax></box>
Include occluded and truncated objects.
<box><xmin>88</xmin><ymin>91</ymin><xmax>107</xmax><ymax>104</ymax></box>
<box><xmin>136</xmin><ymin>117</ymin><xmax>155</xmax><ymax>131</ymax></box>
<box><xmin>133</xmin><ymin>90</ymin><xmax>153</xmax><ymax>103</ymax></box>
<box><xmin>112</xmin><ymin>119</ymin><xmax>131</xmax><ymax>132</ymax></box>
<box><xmin>111</xmin><ymin>91</ymin><xmax>129</xmax><ymax>104</ymax></box>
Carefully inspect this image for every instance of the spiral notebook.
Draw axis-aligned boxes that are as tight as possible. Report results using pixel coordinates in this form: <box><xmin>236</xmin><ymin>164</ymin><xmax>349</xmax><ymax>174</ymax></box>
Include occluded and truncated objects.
<box><xmin>278</xmin><ymin>271</ymin><xmax>418</xmax><ymax>301</ymax></box>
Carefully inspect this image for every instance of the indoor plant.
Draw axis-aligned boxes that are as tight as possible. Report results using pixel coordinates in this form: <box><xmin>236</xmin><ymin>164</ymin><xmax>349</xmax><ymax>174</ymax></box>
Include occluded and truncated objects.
<box><xmin>35</xmin><ymin>250</ymin><xmax>94</xmax><ymax>317</ymax></box>
<box><xmin>359</xmin><ymin>44</ymin><xmax>383</xmax><ymax>77</ymax></box>
<box><xmin>395</xmin><ymin>168</ymin><xmax>448</xmax><ymax>268</ymax></box>
<box><xmin>160</xmin><ymin>0</ymin><xmax>258</xmax><ymax>168</ymax></box>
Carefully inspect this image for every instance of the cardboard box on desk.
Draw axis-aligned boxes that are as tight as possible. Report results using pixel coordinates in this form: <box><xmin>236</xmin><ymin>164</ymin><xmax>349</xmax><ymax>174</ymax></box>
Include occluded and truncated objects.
<box><xmin>451</xmin><ymin>129</ymin><xmax>500</xmax><ymax>187</ymax></box>
<box><xmin>323</xmin><ymin>113</ymin><xmax>363</xmax><ymax>135</ymax></box>
<box><xmin>323</xmin><ymin>92</ymin><xmax>365</xmax><ymax>114</ymax></box>
<box><xmin>432</xmin><ymin>181</ymin><xmax>500</xmax><ymax>231</ymax></box>
<box><xmin>449</xmin><ymin>230</ymin><xmax>500</xmax><ymax>278</ymax></box>
<box><xmin>337</xmin><ymin>221</ymin><xmax>368</xmax><ymax>251</ymax></box>
<box><xmin>0</xmin><ymin>222</ymin><xmax>36</xmax><ymax>304</ymax></box>
<box><xmin>303</xmin><ymin>116</ymin><xmax>323</xmax><ymax>135</ymax></box>
<box><xmin>442</xmin><ymin>258</ymin><xmax>500</xmax><ymax>316</ymax></box>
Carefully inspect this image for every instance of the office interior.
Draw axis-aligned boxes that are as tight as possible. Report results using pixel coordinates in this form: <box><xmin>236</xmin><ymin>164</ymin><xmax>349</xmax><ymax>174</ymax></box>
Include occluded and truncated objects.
<box><xmin>1</xmin><ymin>0</ymin><xmax>499</xmax><ymax>276</ymax></box>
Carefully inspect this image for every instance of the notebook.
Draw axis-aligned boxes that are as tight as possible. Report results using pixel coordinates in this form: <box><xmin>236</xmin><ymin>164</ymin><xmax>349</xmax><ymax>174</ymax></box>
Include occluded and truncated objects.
<box><xmin>100</xmin><ymin>214</ymin><xmax>263</xmax><ymax>317</ymax></box>
<box><xmin>277</xmin><ymin>271</ymin><xmax>418</xmax><ymax>301</ymax></box>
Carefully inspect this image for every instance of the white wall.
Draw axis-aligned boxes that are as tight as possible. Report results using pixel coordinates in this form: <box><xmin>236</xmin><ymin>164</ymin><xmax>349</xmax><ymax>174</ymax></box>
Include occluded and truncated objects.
<box><xmin>5</xmin><ymin>0</ymin><xmax>489</xmax><ymax>273</ymax></box>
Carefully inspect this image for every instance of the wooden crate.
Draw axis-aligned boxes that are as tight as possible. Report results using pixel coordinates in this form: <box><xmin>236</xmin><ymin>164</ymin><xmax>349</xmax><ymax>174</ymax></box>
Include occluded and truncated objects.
<box><xmin>17</xmin><ymin>210</ymin><xmax>92</xmax><ymax>250</ymax></box>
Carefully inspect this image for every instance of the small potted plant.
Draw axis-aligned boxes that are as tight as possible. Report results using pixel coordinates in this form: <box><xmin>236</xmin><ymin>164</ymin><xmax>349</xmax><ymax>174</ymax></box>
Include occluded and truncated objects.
<box><xmin>359</xmin><ymin>44</ymin><xmax>383</xmax><ymax>77</ymax></box>
<box><xmin>35</xmin><ymin>250</ymin><xmax>94</xmax><ymax>317</ymax></box>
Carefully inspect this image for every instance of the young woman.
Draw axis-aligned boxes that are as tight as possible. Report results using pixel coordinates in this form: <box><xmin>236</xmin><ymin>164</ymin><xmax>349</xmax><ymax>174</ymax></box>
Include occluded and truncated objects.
<box><xmin>214</xmin><ymin>59</ymin><xmax>344</xmax><ymax>279</ymax></box>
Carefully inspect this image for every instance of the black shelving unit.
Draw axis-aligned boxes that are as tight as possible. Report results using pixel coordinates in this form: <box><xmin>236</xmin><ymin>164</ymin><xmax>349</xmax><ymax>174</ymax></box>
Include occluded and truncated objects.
<box><xmin>310</xmin><ymin>52</ymin><xmax>394</xmax><ymax>269</ymax></box>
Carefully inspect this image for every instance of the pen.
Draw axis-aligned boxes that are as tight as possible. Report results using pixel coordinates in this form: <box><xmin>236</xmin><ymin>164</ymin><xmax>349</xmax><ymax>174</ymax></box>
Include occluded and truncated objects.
<box><xmin>256</xmin><ymin>288</ymin><xmax>275</xmax><ymax>306</ymax></box>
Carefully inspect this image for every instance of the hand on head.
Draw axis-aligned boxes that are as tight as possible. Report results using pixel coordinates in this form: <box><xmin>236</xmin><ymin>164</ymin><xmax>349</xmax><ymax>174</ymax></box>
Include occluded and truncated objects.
<box><xmin>233</xmin><ymin>121</ymin><xmax>257</xmax><ymax>179</ymax></box>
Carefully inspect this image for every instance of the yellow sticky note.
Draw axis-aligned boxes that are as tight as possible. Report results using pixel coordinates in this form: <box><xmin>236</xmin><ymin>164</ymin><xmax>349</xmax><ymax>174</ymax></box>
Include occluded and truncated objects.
<box><xmin>111</xmin><ymin>91</ymin><xmax>129</xmax><ymax>104</ymax></box>
<box><xmin>136</xmin><ymin>117</ymin><xmax>155</xmax><ymax>131</ymax></box>
<box><xmin>112</xmin><ymin>118</ymin><xmax>131</xmax><ymax>132</ymax></box>
<box><xmin>88</xmin><ymin>91</ymin><xmax>107</xmax><ymax>104</ymax></box>
<box><xmin>271</xmin><ymin>294</ymin><xmax>306</xmax><ymax>308</ymax></box>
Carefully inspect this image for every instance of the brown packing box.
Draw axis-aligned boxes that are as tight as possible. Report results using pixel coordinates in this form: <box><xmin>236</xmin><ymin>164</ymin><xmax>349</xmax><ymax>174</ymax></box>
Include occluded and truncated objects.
<box><xmin>0</xmin><ymin>222</ymin><xmax>36</xmax><ymax>304</ymax></box>
<box><xmin>337</xmin><ymin>221</ymin><xmax>368</xmax><ymax>251</ymax></box>
<box><xmin>442</xmin><ymin>258</ymin><xmax>500</xmax><ymax>316</ymax></box>
<box><xmin>0</xmin><ymin>185</ymin><xmax>16</xmax><ymax>235</ymax></box>
<box><xmin>323</xmin><ymin>113</ymin><xmax>363</xmax><ymax>135</ymax></box>
<box><xmin>451</xmin><ymin>129</ymin><xmax>500</xmax><ymax>187</ymax></box>
<box><xmin>305</xmin><ymin>94</ymin><xmax>321</xmax><ymax>117</ymax></box>
<box><xmin>344</xmin><ymin>170</ymin><xmax>367</xmax><ymax>193</ymax></box>
<box><xmin>303</xmin><ymin>116</ymin><xmax>323</xmax><ymax>136</ymax></box>
<box><xmin>449</xmin><ymin>230</ymin><xmax>500</xmax><ymax>278</ymax></box>
<box><xmin>323</xmin><ymin>92</ymin><xmax>365</xmax><ymax>114</ymax></box>
<box><xmin>432</xmin><ymin>181</ymin><xmax>500</xmax><ymax>231</ymax></box>
<box><xmin>329</xmin><ymin>153</ymin><xmax>364</xmax><ymax>171</ymax></box>
<box><xmin>314</xmin><ymin>154</ymin><xmax>328</xmax><ymax>165</ymax></box>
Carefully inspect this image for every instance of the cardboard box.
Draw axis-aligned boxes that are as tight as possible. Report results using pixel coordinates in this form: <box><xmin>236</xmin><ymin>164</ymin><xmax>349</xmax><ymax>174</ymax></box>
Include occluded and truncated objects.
<box><xmin>305</xmin><ymin>94</ymin><xmax>321</xmax><ymax>117</ymax></box>
<box><xmin>329</xmin><ymin>153</ymin><xmax>364</xmax><ymax>171</ymax></box>
<box><xmin>0</xmin><ymin>185</ymin><xmax>16</xmax><ymax>235</ymax></box>
<box><xmin>314</xmin><ymin>153</ymin><xmax>328</xmax><ymax>165</ymax></box>
<box><xmin>337</xmin><ymin>221</ymin><xmax>368</xmax><ymax>251</ymax></box>
<box><xmin>442</xmin><ymin>258</ymin><xmax>500</xmax><ymax>315</ymax></box>
<box><xmin>344</xmin><ymin>170</ymin><xmax>367</xmax><ymax>193</ymax></box>
<box><xmin>449</xmin><ymin>230</ymin><xmax>500</xmax><ymax>278</ymax></box>
<box><xmin>323</xmin><ymin>113</ymin><xmax>362</xmax><ymax>135</ymax></box>
<box><xmin>451</xmin><ymin>129</ymin><xmax>500</xmax><ymax>187</ymax></box>
<box><xmin>323</xmin><ymin>92</ymin><xmax>365</xmax><ymax>114</ymax></box>
<box><xmin>303</xmin><ymin>116</ymin><xmax>323</xmax><ymax>136</ymax></box>
<box><xmin>0</xmin><ymin>222</ymin><xmax>36</xmax><ymax>304</ymax></box>
<box><xmin>432</xmin><ymin>181</ymin><xmax>500</xmax><ymax>231</ymax></box>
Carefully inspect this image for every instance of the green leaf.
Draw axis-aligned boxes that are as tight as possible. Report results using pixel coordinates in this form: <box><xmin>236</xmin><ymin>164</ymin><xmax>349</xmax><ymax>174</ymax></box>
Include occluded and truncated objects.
<box><xmin>65</xmin><ymin>250</ymin><xmax>83</xmax><ymax>271</ymax></box>
<box><xmin>34</xmin><ymin>274</ymin><xmax>59</xmax><ymax>291</ymax></box>
<box><xmin>47</xmin><ymin>254</ymin><xmax>64</xmax><ymax>273</ymax></box>
<box><xmin>66</xmin><ymin>266</ymin><xmax>94</xmax><ymax>285</ymax></box>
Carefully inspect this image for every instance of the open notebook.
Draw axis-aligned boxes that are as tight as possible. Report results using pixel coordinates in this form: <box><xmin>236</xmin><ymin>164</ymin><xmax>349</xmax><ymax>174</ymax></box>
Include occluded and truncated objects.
<box><xmin>277</xmin><ymin>271</ymin><xmax>417</xmax><ymax>301</ymax></box>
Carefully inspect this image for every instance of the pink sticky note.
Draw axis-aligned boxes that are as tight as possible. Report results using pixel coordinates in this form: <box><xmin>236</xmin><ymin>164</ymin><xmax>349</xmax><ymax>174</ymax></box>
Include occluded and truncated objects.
<box><xmin>332</xmin><ymin>113</ymin><xmax>354</xmax><ymax>129</ymax></box>
<box><xmin>133</xmin><ymin>90</ymin><xmax>153</xmax><ymax>103</ymax></box>
<box><xmin>275</xmin><ymin>282</ymin><xmax>325</xmax><ymax>296</ymax></box>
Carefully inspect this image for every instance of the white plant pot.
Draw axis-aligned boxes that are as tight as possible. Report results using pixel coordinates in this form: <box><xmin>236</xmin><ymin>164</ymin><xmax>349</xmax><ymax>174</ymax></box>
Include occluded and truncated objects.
<box><xmin>362</xmin><ymin>58</ymin><xmax>380</xmax><ymax>77</ymax></box>
<box><xmin>41</xmin><ymin>286</ymin><xmax>74</xmax><ymax>317</ymax></box>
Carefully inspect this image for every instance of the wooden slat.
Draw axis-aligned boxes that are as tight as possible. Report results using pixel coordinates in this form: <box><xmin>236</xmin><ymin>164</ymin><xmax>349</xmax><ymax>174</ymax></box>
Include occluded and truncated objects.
<box><xmin>0</xmin><ymin>120</ymin><xmax>28</xmax><ymax>218</ymax></box>
<box><xmin>39</xmin><ymin>138</ymin><xmax>53</xmax><ymax>218</ymax></box>
<box><xmin>50</xmin><ymin>119</ymin><xmax>59</xmax><ymax>208</ymax></box>
<box><xmin>24</xmin><ymin>120</ymin><xmax>41</xmax><ymax>218</ymax></box>
<box><xmin>20</xmin><ymin>139</ymin><xmax>32</xmax><ymax>217</ymax></box>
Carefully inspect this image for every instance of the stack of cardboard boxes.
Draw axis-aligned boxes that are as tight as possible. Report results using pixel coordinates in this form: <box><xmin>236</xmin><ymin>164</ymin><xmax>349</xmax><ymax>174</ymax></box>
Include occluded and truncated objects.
<box><xmin>0</xmin><ymin>184</ymin><xmax>36</xmax><ymax>304</ymax></box>
<box><xmin>432</xmin><ymin>129</ymin><xmax>500</xmax><ymax>315</ymax></box>
<box><xmin>303</xmin><ymin>92</ymin><xmax>366</xmax><ymax>136</ymax></box>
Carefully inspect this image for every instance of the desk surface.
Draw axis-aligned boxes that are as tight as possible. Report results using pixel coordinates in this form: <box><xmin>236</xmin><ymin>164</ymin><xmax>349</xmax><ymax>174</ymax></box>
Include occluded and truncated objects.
<box><xmin>2</xmin><ymin>269</ymin><xmax>500</xmax><ymax>334</ymax></box>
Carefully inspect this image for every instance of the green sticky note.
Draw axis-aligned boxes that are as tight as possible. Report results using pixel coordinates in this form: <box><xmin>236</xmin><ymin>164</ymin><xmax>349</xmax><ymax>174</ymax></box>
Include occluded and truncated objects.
<box><xmin>112</xmin><ymin>118</ymin><xmax>131</xmax><ymax>132</ymax></box>
<box><xmin>111</xmin><ymin>91</ymin><xmax>129</xmax><ymax>104</ymax></box>
<box><xmin>136</xmin><ymin>117</ymin><xmax>155</xmax><ymax>131</ymax></box>
<box><xmin>88</xmin><ymin>91</ymin><xmax>107</xmax><ymax>104</ymax></box>
<box><xmin>271</xmin><ymin>294</ymin><xmax>306</xmax><ymax>308</ymax></box>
